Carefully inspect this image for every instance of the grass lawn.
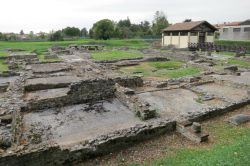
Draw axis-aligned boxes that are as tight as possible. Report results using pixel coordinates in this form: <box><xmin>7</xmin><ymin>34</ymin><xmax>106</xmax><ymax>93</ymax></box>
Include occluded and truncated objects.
<box><xmin>0</xmin><ymin>39</ymin><xmax>149</xmax><ymax>56</ymax></box>
<box><xmin>227</xmin><ymin>59</ymin><xmax>250</xmax><ymax>68</ymax></box>
<box><xmin>0</xmin><ymin>51</ymin><xmax>8</xmax><ymax>57</ymax></box>
<box><xmin>150</xmin><ymin>61</ymin><xmax>183</xmax><ymax>70</ymax></box>
<box><xmin>91</xmin><ymin>50</ymin><xmax>144</xmax><ymax>60</ymax></box>
<box><xmin>120</xmin><ymin>61</ymin><xmax>201</xmax><ymax>79</ymax></box>
<box><xmin>129</xmin><ymin>106</ymin><xmax>250</xmax><ymax>166</ymax></box>
<box><xmin>0</xmin><ymin>59</ymin><xmax>8</xmax><ymax>73</ymax></box>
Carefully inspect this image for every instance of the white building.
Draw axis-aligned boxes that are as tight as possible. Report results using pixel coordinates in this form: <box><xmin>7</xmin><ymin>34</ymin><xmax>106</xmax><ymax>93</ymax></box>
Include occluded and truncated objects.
<box><xmin>218</xmin><ymin>20</ymin><xmax>250</xmax><ymax>41</ymax></box>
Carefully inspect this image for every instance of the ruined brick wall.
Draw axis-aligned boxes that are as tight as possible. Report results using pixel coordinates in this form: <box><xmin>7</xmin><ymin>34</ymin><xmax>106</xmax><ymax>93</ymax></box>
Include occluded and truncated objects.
<box><xmin>115</xmin><ymin>84</ymin><xmax>156</xmax><ymax>120</ymax></box>
<box><xmin>25</xmin><ymin>76</ymin><xmax>143</xmax><ymax>111</ymax></box>
<box><xmin>114</xmin><ymin>76</ymin><xmax>143</xmax><ymax>88</ymax></box>
<box><xmin>68</xmin><ymin>78</ymin><xmax>116</xmax><ymax>102</ymax></box>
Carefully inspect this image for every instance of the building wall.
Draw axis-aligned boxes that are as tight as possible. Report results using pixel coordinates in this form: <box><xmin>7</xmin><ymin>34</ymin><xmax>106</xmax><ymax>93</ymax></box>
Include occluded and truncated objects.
<box><xmin>220</xmin><ymin>25</ymin><xmax>250</xmax><ymax>41</ymax></box>
<box><xmin>162</xmin><ymin>32</ymin><xmax>214</xmax><ymax>48</ymax></box>
<box><xmin>163</xmin><ymin>36</ymin><xmax>171</xmax><ymax>46</ymax></box>
<box><xmin>206</xmin><ymin>35</ymin><xmax>214</xmax><ymax>42</ymax></box>
<box><xmin>179</xmin><ymin>36</ymin><xmax>189</xmax><ymax>48</ymax></box>
<box><xmin>171</xmin><ymin>36</ymin><xmax>179</xmax><ymax>47</ymax></box>
<box><xmin>190</xmin><ymin>36</ymin><xmax>198</xmax><ymax>43</ymax></box>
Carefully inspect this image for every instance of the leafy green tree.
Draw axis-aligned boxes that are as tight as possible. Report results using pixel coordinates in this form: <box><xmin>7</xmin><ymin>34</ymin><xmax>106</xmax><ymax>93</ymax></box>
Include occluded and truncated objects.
<box><xmin>152</xmin><ymin>11</ymin><xmax>169</xmax><ymax>35</ymax></box>
<box><xmin>92</xmin><ymin>19</ymin><xmax>114</xmax><ymax>40</ymax></box>
<box><xmin>115</xmin><ymin>18</ymin><xmax>133</xmax><ymax>38</ymax></box>
<box><xmin>29</xmin><ymin>31</ymin><xmax>34</xmax><ymax>39</ymax></box>
<box><xmin>80</xmin><ymin>28</ymin><xmax>88</xmax><ymax>37</ymax></box>
<box><xmin>89</xmin><ymin>28</ymin><xmax>94</xmax><ymax>38</ymax></box>
<box><xmin>20</xmin><ymin>30</ymin><xmax>24</xmax><ymax>35</ymax></box>
<box><xmin>62</xmin><ymin>27</ymin><xmax>81</xmax><ymax>37</ymax></box>
<box><xmin>117</xmin><ymin>17</ymin><xmax>131</xmax><ymax>28</ymax></box>
<box><xmin>0</xmin><ymin>32</ymin><xmax>3</xmax><ymax>40</ymax></box>
<box><xmin>49</xmin><ymin>30</ymin><xmax>64</xmax><ymax>41</ymax></box>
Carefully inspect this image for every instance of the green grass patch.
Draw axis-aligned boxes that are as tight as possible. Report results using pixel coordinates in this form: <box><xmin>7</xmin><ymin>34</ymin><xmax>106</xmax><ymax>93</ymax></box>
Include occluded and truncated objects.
<box><xmin>120</xmin><ymin>62</ymin><xmax>201</xmax><ymax>79</ymax></box>
<box><xmin>130</xmin><ymin>117</ymin><xmax>250</xmax><ymax>166</ymax></box>
<box><xmin>0</xmin><ymin>39</ymin><xmax>149</xmax><ymax>56</ymax></box>
<box><xmin>0</xmin><ymin>59</ymin><xmax>8</xmax><ymax>73</ymax></box>
<box><xmin>228</xmin><ymin>59</ymin><xmax>250</xmax><ymax>68</ymax></box>
<box><xmin>157</xmin><ymin>67</ymin><xmax>201</xmax><ymax>78</ymax></box>
<box><xmin>0</xmin><ymin>51</ymin><xmax>8</xmax><ymax>57</ymax></box>
<box><xmin>91</xmin><ymin>50</ymin><xmax>144</xmax><ymax>60</ymax></box>
<box><xmin>150</xmin><ymin>61</ymin><xmax>183</xmax><ymax>70</ymax></box>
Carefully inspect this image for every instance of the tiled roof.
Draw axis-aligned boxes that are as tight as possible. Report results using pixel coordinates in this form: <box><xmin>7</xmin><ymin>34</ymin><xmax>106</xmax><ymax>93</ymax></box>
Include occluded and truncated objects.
<box><xmin>163</xmin><ymin>21</ymin><xmax>216</xmax><ymax>32</ymax></box>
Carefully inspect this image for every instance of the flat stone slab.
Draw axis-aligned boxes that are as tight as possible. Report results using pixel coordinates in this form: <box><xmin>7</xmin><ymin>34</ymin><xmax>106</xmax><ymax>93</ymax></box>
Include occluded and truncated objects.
<box><xmin>195</xmin><ymin>83</ymin><xmax>249</xmax><ymax>103</ymax></box>
<box><xmin>22</xmin><ymin>99</ymin><xmax>145</xmax><ymax>147</ymax></box>
<box><xmin>29</xmin><ymin>63</ymin><xmax>71</xmax><ymax>73</ymax></box>
<box><xmin>0</xmin><ymin>76</ymin><xmax>18</xmax><ymax>84</ymax></box>
<box><xmin>137</xmin><ymin>89</ymin><xmax>210</xmax><ymax>120</ymax></box>
<box><xmin>24</xmin><ymin>88</ymin><xmax>69</xmax><ymax>101</ymax></box>
<box><xmin>59</xmin><ymin>54</ymin><xmax>84</xmax><ymax>62</ymax></box>
<box><xmin>227</xmin><ymin>114</ymin><xmax>250</xmax><ymax>125</ymax></box>
<box><xmin>212</xmin><ymin>72</ymin><xmax>250</xmax><ymax>86</ymax></box>
<box><xmin>25</xmin><ymin>76</ymin><xmax>81</xmax><ymax>91</ymax></box>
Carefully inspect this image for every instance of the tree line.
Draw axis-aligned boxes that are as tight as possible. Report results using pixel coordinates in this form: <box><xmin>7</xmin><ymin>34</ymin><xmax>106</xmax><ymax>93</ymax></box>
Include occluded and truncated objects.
<box><xmin>0</xmin><ymin>11</ymin><xmax>169</xmax><ymax>41</ymax></box>
<box><xmin>50</xmin><ymin>11</ymin><xmax>168</xmax><ymax>41</ymax></box>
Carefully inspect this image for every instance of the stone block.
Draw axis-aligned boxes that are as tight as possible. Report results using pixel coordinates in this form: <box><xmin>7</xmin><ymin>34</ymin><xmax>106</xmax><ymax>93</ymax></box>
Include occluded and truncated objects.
<box><xmin>227</xmin><ymin>114</ymin><xmax>250</xmax><ymax>125</ymax></box>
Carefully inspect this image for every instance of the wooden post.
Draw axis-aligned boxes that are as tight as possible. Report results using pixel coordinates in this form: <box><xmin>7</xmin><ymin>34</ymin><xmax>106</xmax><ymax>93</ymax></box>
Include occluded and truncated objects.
<box><xmin>197</xmin><ymin>32</ymin><xmax>200</xmax><ymax>44</ymax></box>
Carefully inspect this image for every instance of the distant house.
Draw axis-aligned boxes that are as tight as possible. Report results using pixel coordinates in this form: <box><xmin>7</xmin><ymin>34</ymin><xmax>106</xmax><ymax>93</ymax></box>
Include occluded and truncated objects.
<box><xmin>218</xmin><ymin>19</ymin><xmax>250</xmax><ymax>41</ymax></box>
<box><xmin>162</xmin><ymin>21</ymin><xmax>217</xmax><ymax>48</ymax></box>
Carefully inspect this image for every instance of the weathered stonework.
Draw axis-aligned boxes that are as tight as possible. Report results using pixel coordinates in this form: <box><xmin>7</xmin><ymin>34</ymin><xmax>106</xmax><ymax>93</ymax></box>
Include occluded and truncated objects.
<box><xmin>115</xmin><ymin>84</ymin><xmax>156</xmax><ymax>120</ymax></box>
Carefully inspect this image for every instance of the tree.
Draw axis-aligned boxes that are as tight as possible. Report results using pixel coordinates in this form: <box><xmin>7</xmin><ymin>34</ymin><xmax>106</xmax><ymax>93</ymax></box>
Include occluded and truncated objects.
<box><xmin>91</xmin><ymin>19</ymin><xmax>114</xmax><ymax>40</ymax></box>
<box><xmin>49</xmin><ymin>30</ymin><xmax>63</xmax><ymax>41</ymax></box>
<box><xmin>152</xmin><ymin>11</ymin><xmax>169</xmax><ymax>35</ymax></box>
<box><xmin>117</xmin><ymin>17</ymin><xmax>131</xmax><ymax>28</ymax></box>
<box><xmin>0</xmin><ymin>32</ymin><xmax>3</xmax><ymax>40</ymax></box>
<box><xmin>115</xmin><ymin>18</ymin><xmax>133</xmax><ymax>38</ymax></box>
<box><xmin>29</xmin><ymin>31</ymin><xmax>34</xmax><ymax>39</ymax></box>
<box><xmin>62</xmin><ymin>27</ymin><xmax>81</xmax><ymax>37</ymax></box>
<box><xmin>80</xmin><ymin>28</ymin><xmax>88</xmax><ymax>37</ymax></box>
<box><xmin>20</xmin><ymin>30</ymin><xmax>24</xmax><ymax>35</ymax></box>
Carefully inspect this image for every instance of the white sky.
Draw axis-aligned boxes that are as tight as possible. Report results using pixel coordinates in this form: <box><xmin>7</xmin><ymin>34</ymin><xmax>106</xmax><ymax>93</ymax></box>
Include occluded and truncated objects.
<box><xmin>0</xmin><ymin>0</ymin><xmax>249</xmax><ymax>33</ymax></box>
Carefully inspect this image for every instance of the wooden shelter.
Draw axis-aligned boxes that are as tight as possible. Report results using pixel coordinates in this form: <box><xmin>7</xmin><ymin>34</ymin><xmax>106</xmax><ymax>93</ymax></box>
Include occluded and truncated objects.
<box><xmin>162</xmin><ymin>21</ymin><xmax>217</xmax><ymax>48</ymax></box>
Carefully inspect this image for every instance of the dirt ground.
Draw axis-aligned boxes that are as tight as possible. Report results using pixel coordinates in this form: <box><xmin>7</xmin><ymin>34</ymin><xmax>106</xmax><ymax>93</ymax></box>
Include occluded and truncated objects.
<box><xmin>81</xmin><ymin>104</ymin><xmax>250</xmax><ymax>166</ymax></box>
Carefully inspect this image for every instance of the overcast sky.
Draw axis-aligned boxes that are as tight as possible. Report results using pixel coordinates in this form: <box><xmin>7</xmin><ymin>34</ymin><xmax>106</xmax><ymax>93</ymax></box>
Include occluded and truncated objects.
<box><xmin>0</xmin><ymin>0</ymin><xmax>249</xmax><ymax>33</ymax></box>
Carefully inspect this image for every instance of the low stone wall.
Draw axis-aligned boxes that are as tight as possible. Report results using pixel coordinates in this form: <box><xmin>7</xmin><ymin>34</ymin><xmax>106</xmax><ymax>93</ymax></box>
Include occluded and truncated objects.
<box><xmin>68</xmin><ymin>78</ymin><xmax>116</xmax><ymax>102</ymax></box>
<box><xmin>114</xmin><ymin>76</ymin><xmax>143</xmax><ymax>88</ymax></box>
<box><xmin>25</xmin><ymin>82</ymin><xmax>70</xmax><ymax>92</ymax></box>
<box><xmin>187</xmin><ymin>98</ymin><xmax>250</xmax><ymax>122</ymax></box>
<box><xmin>25</xmin><ymin>78</ymin><xmax>116</xmax><ymax>111</ymax></box>
<box><xmin>25</xmin><ymin>76</ymin><xmax>143</xmax><ymax>111</ymax></box>
<box><xmin>115</xmin><ymin>84</ymin><xmax>156</xmax><ymax>120</ymax></box>
<box><xmin>0</xmin><ymin>120</ymin><xmax>176</xmax><ymax>166</ymax></box>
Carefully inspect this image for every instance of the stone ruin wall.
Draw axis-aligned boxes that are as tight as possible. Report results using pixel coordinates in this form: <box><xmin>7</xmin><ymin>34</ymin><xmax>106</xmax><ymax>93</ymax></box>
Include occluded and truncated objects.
<box><xmin>25</xmin><ymin>76</ymin><xmax>144</xmax><ymax>111</ymax></box>
<box><xmin>0</xmin><ymin>121</ymin><xmax>176</xmax><ymax>166</ymax></box>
